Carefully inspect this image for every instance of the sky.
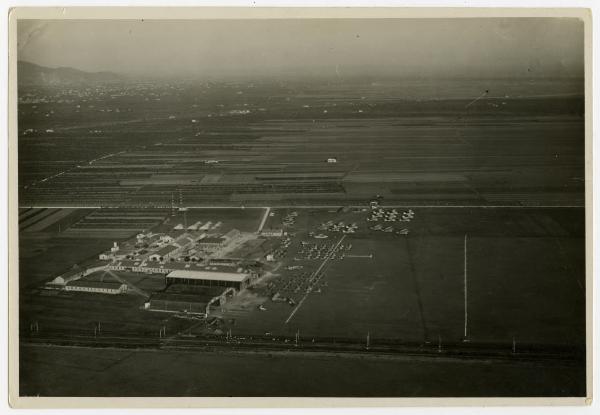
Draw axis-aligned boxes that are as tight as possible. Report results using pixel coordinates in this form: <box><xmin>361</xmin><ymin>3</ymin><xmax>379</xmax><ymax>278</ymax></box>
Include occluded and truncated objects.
<box><xmin>17</xmin><ymin>18</ymin><xmax>584</xmax><ymax>80</ymax></box>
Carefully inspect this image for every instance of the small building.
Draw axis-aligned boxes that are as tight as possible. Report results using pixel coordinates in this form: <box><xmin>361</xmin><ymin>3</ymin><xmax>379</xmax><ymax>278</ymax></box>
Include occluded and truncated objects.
<box><xmin>138</xmin><ymin>264</ymin><xmax>169</xmax><ymax>274</ymax></box>
<box><xmin>145</xmin><ymin>234</ymin><xmax>162</xmax><ymax>246</ymax></box>
<box><xmin>165</xmin><ymin>269</ymin><xmax>251</xmax><ymax>291</ymax></box>
<box><xmin>209</xmin><ymin>258</ymin><xmax>242</xmax><ymax>267</ymax></box>
<box><xmin>114</xmin><ymin>259</ymin><xmax>139</xmax><ymax>272</ymax></box>
<box><xmin>65</xmin><ymin>280</ymin><xmax>128</xmax><ymax>295</ymax></box>
<box><xmin>149</xmin><ymin>244</ymin><xmax>179</xmax><ymax>261</ymax></box>
<box><xmin>187</xmin><ymin>221</ymin><xmax>203</xmax><ymax>230</ymax></box>
<box><xmin>160</xmin><ymin>235</ymin><xmax>175</xmax><ymax>244</ymax></box>
<box><xmin>173</xmin><ymin>235</ymin><xmax>195</xmax><ymax>249</ymax></box>
<box><xmin>327</xmin><ymin>157</ymin><xmax>337</xmax><ymax>163</ymax></box>
<box><xmin>197</xmin><ymin>236</ymin><xmax>226</xmax><ymax>252</ymax></box>
<box><xmin>260</xmin><ymin>229</ymin><xmax>284</xmax><ymax>237</ymax></box>
<box><xmin>113</xmin><ymin>246</ymin><xmax>137</xmax><ymax>260</ymax></box>
<box><xmin>50</xmin><ymin>268</ymin><xmax>85</xmax><ymax>285</ymax></box>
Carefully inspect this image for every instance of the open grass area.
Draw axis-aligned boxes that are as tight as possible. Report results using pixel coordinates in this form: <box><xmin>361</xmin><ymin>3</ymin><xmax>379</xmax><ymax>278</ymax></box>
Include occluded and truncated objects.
<box><xmin>219</xmin><ymin>207</ymin><xmax>585</xmax><ymax>349</ymax></box>
<box><xmin>20</xmin><ymin>344</ymin><xmax>585</xmax><ymax>397</ymax></box>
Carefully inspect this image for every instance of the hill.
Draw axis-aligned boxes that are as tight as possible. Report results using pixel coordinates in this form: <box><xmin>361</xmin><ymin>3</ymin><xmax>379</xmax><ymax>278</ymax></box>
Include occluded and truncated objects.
<box><xmin>18</xmin><ymin>61</ymin><xmax>123</xmax><ymax>86</ymax></box>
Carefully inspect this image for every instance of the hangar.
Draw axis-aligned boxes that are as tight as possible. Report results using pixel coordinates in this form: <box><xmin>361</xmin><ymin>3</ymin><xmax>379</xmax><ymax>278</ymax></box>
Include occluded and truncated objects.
<box><xmin>165</xmin><ymin>269</ymin><xmax>251</xmax><ymax>291</ymax></box>
<box><xmin>147</xmin><ymin>286</ymin><xmax>233</xmax><ymax>315</ymax></box>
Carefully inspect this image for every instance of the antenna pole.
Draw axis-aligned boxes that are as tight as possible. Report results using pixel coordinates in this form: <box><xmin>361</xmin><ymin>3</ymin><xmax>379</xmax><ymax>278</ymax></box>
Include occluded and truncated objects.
<box><xmin>464</xmin><ymin>234</ymin><xmax>469</xmax><ymax>341</ymax></box>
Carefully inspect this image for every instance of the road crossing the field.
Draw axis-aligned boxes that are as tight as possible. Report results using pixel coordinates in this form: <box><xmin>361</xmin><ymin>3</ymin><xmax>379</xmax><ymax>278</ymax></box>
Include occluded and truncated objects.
<box><xmin>19</xmin><ymin>204</ymin><xmax>584</xmax><ymax>210</ymax></box>
<box><xmin>257</xmin><ymin>207</ymin><xmax>271</xmax><ymax>233</ymax></box>
<box><xmin>285</xmin><ymin>234</ymin><xmax>347</xmax><ymax>325</ymax></box>
<box><xmin>106</xmin><ymin>269</ymin><xmax>149</xmax><ymax>298</ymax></box>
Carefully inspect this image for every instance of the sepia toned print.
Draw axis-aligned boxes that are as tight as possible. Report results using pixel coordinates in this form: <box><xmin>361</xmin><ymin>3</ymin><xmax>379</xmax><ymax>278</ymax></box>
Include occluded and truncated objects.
<box><xmin>9</xmin><ymin>8</ymin><xmax>590</xmax><ymax>406</ymax></box>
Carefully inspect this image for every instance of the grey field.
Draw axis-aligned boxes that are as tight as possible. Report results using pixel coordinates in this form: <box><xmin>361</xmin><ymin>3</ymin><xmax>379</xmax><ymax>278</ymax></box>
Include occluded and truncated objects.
<box><xmin>16</xmin><ymin>17</ymin><xmax>586</xmax><ymax>398</ymax></box>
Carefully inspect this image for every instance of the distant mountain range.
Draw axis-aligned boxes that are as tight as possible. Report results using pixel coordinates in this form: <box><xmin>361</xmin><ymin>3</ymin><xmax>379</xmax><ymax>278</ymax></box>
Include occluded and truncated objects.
<box><xmin>18</xmin><ymin>61</ymin><xmax>124</xmax><ymax>86</ymax></box>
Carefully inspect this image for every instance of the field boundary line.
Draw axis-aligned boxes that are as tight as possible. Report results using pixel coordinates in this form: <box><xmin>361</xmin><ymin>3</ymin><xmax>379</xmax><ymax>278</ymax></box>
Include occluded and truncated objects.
<box><xmin>19</xmin><ymin>204</ymin><xmax>585</xmax><ymax>210</ymax></box>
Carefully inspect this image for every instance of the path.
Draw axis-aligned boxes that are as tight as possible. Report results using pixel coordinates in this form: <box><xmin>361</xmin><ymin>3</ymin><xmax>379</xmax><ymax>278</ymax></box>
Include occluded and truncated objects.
<box><xmin>106</xmin><ymin>269</ymin><xmax>149</xmax><ymax>298</ymax></box>
<box><xmin>257</xmin><ymin>207</ymin><xmax>271</xmax><ymax>233</ymax></box>
<box><xmin>285</xmin><ymin>234</ymin><xmax>347</xmax><ymax>324</ymax></box>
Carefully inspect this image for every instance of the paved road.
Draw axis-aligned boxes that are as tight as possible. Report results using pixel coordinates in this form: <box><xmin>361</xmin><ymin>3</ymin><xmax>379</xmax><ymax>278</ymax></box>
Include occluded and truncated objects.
<box><xmin>257</xmin><ymin>206</ymin><xmax>271</xmax><ymax>233</ymax></box>
<box><xmin>20</xmin><ymin>204</ymin><xmax>585</xmax><ymax>209</ymax></box>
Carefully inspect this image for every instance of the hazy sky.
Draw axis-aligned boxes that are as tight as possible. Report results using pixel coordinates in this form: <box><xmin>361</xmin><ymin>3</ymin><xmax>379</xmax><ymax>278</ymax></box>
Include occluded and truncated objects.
<box><xmin>17</xmin><ymin>18</ymin><xmax>584</xmax><ymax>80</ymax></box>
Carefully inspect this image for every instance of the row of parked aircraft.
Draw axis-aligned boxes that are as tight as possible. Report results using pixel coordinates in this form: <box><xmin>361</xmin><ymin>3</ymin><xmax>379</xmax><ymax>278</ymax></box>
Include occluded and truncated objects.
<box><xmin>317</xmin><ymin>221</ymin><xmax>359</xmax><ymax>234</ymax></box>
<box><xmin>367</xmin><ymin>208</ymin><xmax>415</xmax><ymax>223</ymax></box>
<box><xmin>369</xmin><ymin>223</ymin><xmax>410</xmax><ymax>235</ymax></box>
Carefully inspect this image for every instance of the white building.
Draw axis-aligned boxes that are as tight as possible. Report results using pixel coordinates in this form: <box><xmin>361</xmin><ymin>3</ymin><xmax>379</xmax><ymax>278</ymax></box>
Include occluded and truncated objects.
<box><xmin>65</xmin><ymin>280</ymin><xmax>128</xmax><ymax>295</ymax></box>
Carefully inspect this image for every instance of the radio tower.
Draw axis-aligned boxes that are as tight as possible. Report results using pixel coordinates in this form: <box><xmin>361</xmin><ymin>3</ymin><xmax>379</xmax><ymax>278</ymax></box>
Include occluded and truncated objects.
<box><xmin>463</xmin><ymin>234</ymin><xmax>469</xmax><ymax>342</ymax></box>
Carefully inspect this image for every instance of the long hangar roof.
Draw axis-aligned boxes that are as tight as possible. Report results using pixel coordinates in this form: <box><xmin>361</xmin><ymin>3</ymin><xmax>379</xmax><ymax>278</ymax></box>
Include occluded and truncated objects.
<box><xmin>167</xmin><ymin>269</ymin><xmax>249</xmax><ymax>282</ymax></box>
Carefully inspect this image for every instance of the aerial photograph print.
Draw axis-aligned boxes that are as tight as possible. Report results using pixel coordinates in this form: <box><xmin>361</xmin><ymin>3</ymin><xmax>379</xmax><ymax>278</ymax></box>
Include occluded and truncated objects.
<box><xmin>10</xmin><ymin>9</ymin><xmax>589</xmax><ymax>403</ymax></box>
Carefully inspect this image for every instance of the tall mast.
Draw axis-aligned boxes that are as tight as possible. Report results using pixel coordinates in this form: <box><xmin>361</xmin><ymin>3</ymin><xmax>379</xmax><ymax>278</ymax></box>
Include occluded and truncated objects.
<box><xmin>463</xmin><ymin>234</ymin><xmax>469</xmax><ymax>341</ymax></box>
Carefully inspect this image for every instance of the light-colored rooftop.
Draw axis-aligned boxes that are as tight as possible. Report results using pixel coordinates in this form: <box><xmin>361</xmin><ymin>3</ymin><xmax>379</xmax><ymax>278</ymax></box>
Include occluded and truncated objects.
<box><xmin>166</xmin><ymin>269</ymin><xmax>249</xmax><ymax>282</ymax></box>
<box><xmin>67</xmin><ymin>280</ymin><xmax>126</xmax><ymax>289</ymax></box>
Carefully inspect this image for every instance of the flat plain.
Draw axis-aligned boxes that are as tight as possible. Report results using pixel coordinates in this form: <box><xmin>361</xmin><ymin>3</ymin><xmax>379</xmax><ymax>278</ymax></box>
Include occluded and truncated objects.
<box><xmin>17</xmin><ymin>78</ymin><xmax>586</xmax><ymax>397</ymax></box>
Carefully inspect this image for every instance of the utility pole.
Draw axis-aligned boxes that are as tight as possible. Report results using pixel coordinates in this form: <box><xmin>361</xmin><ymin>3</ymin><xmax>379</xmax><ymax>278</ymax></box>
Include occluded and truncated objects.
<box><xmin>438</xmin><ymin>335</ymin><xmax>442</xmax><ymax>353</ymax></box>
<box><xmin>463</xmin><ymin>234</ymin><xmax>469</xmax><ymax>342</ymax></box>
<box><xmin>366</xmin><ymin>331</ymin><xmax>370</xmax><ymax>350</ymax></box>
<box><xmin>295</xmin><ymin>329</ymin><xmax>300</xmax><ymax>347</ymax></box>
<box><xmin>512</xmin><ymin>337</ymin><xmax>516</xmax><ymax>354</ymax></box>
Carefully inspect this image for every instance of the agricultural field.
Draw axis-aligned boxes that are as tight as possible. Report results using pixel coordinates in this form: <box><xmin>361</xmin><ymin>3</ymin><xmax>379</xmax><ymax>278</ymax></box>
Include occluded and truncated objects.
<box><xmin>62</xmin><ymin>208</ymin><xmax>169</xmax><ymax>238</ymax></box>
<box><xmin>18</xmin><ymin>79</ymin><xmax>584</xmax><ymax>208</ymax></box>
